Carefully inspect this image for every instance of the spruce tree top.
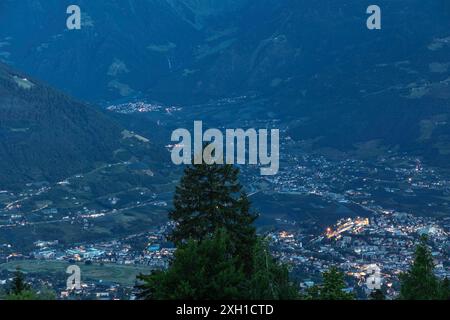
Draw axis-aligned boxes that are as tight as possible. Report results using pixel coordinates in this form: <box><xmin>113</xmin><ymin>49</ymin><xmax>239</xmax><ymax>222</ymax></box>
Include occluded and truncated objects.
<box><xmin>169</xmin><ymin>163</ymin><xmax>257</xmax><ymax>245</ymax></box>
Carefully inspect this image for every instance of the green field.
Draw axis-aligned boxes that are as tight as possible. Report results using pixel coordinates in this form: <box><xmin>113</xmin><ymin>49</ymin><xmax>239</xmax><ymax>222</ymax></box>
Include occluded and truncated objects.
<box><xmin>0</xmin><ymin>260</ymin><xmax>151</xmax><ymax>286</ymax></box>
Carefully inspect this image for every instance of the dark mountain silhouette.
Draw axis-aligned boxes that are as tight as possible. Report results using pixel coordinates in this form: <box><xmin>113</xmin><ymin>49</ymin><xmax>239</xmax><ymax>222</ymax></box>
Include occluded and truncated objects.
<box><xmin>0</xmin><ymin>62</ymin><xmax>124</xmax><ymax>188</ymax></box>
<box><xmin>1</xmin><ymin>0</ymin><xmax>449</xmax><ymax>165</ymax></box>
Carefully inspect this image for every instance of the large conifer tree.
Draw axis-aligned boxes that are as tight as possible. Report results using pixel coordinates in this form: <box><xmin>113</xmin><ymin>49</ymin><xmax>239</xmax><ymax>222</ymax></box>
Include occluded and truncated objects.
<box><xmin>138</xmin><ymin>163</ymin><xmax>300</xmax><ymax>300</ymax></box>
<box><xmin>169</xmin><ymin>163</ymin><xmax>257</xmax><ymax>272</ymax></box>
<box><xmin>399</xmin><ymin>235</ymin><xmax>440</xmax><ymax>300</ymax></box>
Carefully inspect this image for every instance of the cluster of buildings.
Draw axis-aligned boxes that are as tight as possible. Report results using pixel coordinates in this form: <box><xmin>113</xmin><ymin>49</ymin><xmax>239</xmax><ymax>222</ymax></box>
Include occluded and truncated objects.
<box><xmin>0</xmin><ymin>222</ymin><xmax>176</xmax><ymax>299</ymax></box>
<box><xmin>238</xmin><ymin>136</ymin><xmax>450</xmax><ymax>298</ymax></box>
<box><xmin>32</xmin><ymin>222</ymin><xmax>175</xmax><ymax>267</ymax></box>
<box><xmin>106</xmin><ymin>101</ymin><xmax>181</xmax><ymax>115</ymax></box>
<box><xmin>268</xmin><ymin>209</ymin><xmax>449</xmax><ymax>299</ymax></box>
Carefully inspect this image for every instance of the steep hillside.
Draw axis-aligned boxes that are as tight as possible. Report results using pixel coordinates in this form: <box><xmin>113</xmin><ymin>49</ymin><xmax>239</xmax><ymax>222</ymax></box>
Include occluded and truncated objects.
<box><xmin>0</xmin><ymin>0</ymin><xmax>213</xmax><ymax>101</ymax></box>
<box><xmin>0</xmin><ymin>62</ymin><xmax>122</xmax><ymax>187</ymax></box>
